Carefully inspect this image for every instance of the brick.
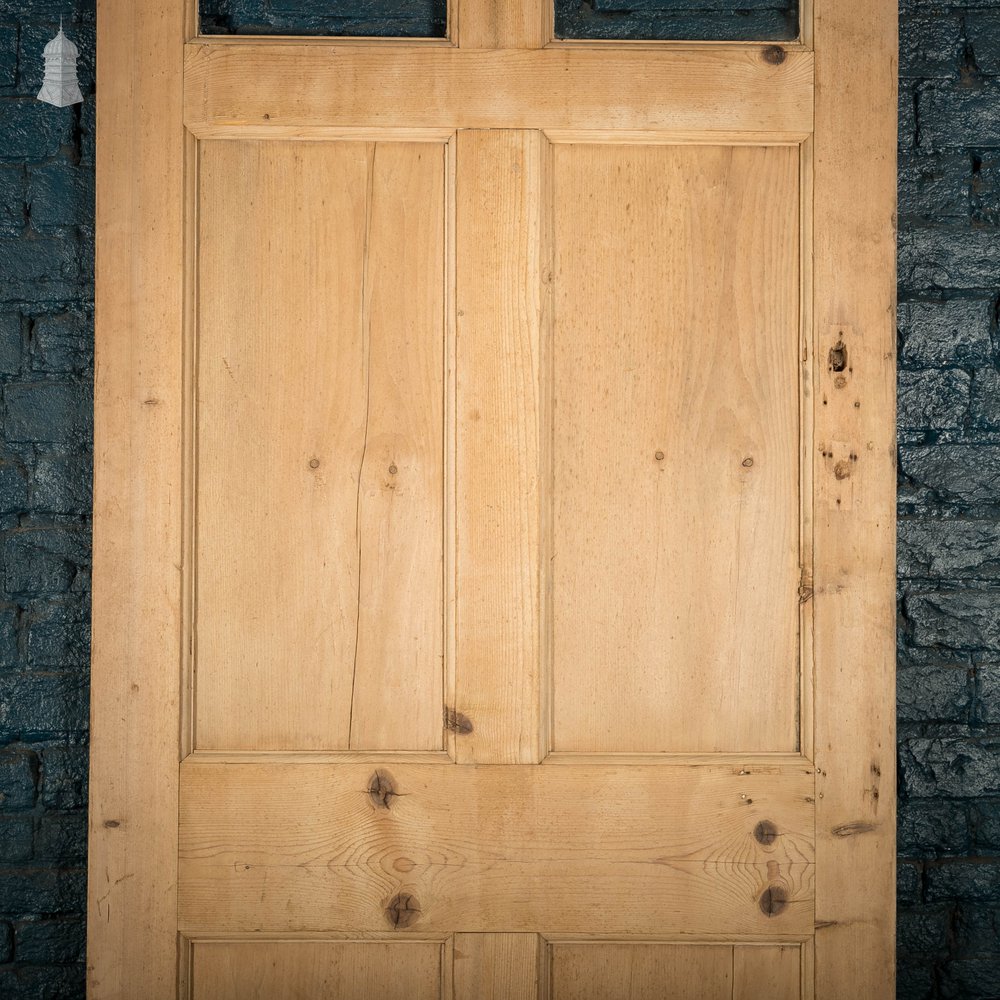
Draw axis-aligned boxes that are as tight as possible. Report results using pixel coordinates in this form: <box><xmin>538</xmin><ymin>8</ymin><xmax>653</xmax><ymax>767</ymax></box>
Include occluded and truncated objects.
<box><xmin>0</xmin><ymin>310</ymin><xmax>22</xmax><ymax>373</ymax></box>
<box><xmin>0</xmin><ymin>23</ymin><xmax>17</xmax><ymax>89</ymax></box>
<box><xmin>2</xmin><ymin>527</ymin><xmax>88</xmax><ymax>596</ymax></box>
<box><xmin>202</xmin><ymin>0</ymin><xmax>447</xmax><ymax>37</ymax></box>
<box><xmin>0</xmin><ymin>234</ymin><xmax>80</xmax><ymax>302</ymax></box>
<box><xmin>896</xmin><ymin>961</ymin><xmax>935</xmax><ymax>1000</ymax></box>
<box><xmin>0</xmin><ymin>964</ymin><xmax>86</xmax><ymax>1000</ymax></box>
<box><xmin>27</xmin><ymin>163</ymin><xmax>94</xmax><ymax>234</ymax></box>
<box><xmin>0</xmin><ymin>672</ymin><xmax>88</xmax><ymax>741</ymax></box>
<box><xmin>3</xmin><ymin>382</ymin><xmax>90</xmax><ymax>444</ymax></box>
<box><xmin>0</xmin><ymin>165</ymin><xmax>26</xmax><ymax>236</ymax></box>
<box><xmin>971</xmin><ymin>152</ymin><xmax>1000</xmax><ymax>226</ymax></box>
<box><xmin>30</xmin><ymin>309</ymin><xmax>92</xmax><ymax>374</ymax></box>
<box><xmin>940</xmin><ymin>958</ymin><xmax>1000</xmax><ymax>1000</ymax></box>
<box><xmin>37</xmin><ymin>746</ymin><xmax>87</xmax><ymax>811</ymax></box>
<box><xmin>0</xmin><ymin>603</ymin><xmax>16</xmax><ymax>667</ymax></box>
<box><xmin>898</xmin><ymin>905</ymin><xmax>951</xmax><ymax>955</ymax></box>
<box><xmin>899</xmin><ymin>862</ymin><xmax>924</xmax><ymax>906</ymax></box>
<box><xmin>899</xmin><ymin>519</ymin><xmax>1000</xmax><ymax>580</ymax></box>
<box><xmin>899</xmin><ymin>225</ymin><xmax>1000</xmax><ymax>291</ymax></box>
<box><xmin>898</xmin><ymin>299</ymin><xmax>994</xmax><ymax>368</ymax></box>
<box><xmin>13</xmin><ymin>917</ymin><xmax>85</xmax><ymax>964</ymax></box>
<box><xmin>967</xmin><ymin>10</ymin><xmax>1000</xmax><ymax>77</ymax></box>
<box><xmin>0</xmin><ymin>459</ymin><xmax>29</xmax><ymax>515</ymax></box>
<box><xmin>900</xmin><ymin>11</ymin><xmax>964</xmax><ymax>79</ymax></box>
<box><xmin>956</xmin><ymin>904</ymin><xmax>1000</xmax><ymax>956</ymax></box>
<box><xmin>0</xmin><ymin>100</ymin><xmax>73</xmax><ymax>162</ymax></box>
<box><xmin>978</xmin><ymin>665</ymin><xmax>1000</xmax><ymax>726</ymax></box>
<box><xmin>899</xmin><ymin>369</ymin><xmax>970</xmax><ymax>429</ymax></box>
<box><xmin>898</xmin><ymin>659</ymin><xmax>973</xmax><ymax>723</ymax></box>
<box><xmin>24</xmin><ymin>596</ymin><xmax>89</xmax><ymax>668</ymax></box>
<box><xmin>919</xmin><ymin>79</ymin><xmax>1000</xmax><ymax>150</ymax></box>
<box><xmin>0</xmin><ymin>920</ymin><xmax>10</xmax><ymax>963</ymax></box>
<box><xmin>970</xmin><ymin>799</ymin><xmax>1000</xmax><ymax>853</ymax></box>
<box><xmin>0</xmin><ymin>817</ymin><xmax>32</xmax><ymax>863</ymax></box>
<box><xmin>927</xmin><ymin>861</ymin><xmax>1000</xmax><ymax>903</ymax></box>
<box><xmin>905</xmin><ymin>589</ymin><xmax>1000</xmax><ymax>651</ymax></box>
<box><xmin>0</xmin><ymin>745</ymin><xmax>38</xmax><ymax>811</ymax></box>
<box><xmin>900</xmin><ymin>446</ymin><xmax>1000</xmax><ymax>505</ymax></box>
<box><xmin>899</xmin><ymin>797</ymin><xmax>971</xmax><ymax>857</ymax></box>
<box><xmin>899</xmin><ymin>152</ymin><xmax>971</xmax><ymax>220</ymax></box>
<box><xmin>30</xmin><ymin>452</ymin><xmax>91</xmax><ymax>515</ymax></box>
<box><xmin>901</xmin><ymin>737</ymin><xmax>1000</xmax><ymax>799</ymax></box>
<box><xmin>33</xmin><ymin>814</ymin><xmax>86</xmax><ymax>863</ymax></box>
<box><xmin>0</xmin><ymin>867</ymin><xmax>85</xmax><ymax>916</ymax></box>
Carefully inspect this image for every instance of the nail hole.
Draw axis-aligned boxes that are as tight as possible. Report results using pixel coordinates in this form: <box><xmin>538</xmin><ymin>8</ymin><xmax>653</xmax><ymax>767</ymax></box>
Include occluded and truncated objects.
<box><xmin>742</xmin><ymin>457</ymin><xmax>754</xmax><ymax>468</ymax></box>
<box><xmin>654</xmin><ymin>450</ymin><xmax>665</xmax><ymax>461</ymax></box>
<box><xmin>309</xmin><ymin>458</ymin><xmax>320</xmax><ymax>469</ymax></box>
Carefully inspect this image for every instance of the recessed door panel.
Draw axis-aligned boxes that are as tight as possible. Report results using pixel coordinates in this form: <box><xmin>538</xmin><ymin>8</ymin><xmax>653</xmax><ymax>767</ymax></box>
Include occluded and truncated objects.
<box><xmin>195</xmin><ymin>139</ymin><xmax>446</xmax><ymax>751</ymax></box>
<box><xmin>551</xmin><ymin>143</ymin><xmax>801</xmax><ymax>753</ymax></box>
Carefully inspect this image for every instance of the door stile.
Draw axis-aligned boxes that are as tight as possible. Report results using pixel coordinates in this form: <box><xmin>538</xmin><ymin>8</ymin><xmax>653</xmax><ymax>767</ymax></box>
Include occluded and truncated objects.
<box><xmin>812</xmin><ymin>0</ymin><xmax>897</xmax><ymax>997</ymax></box>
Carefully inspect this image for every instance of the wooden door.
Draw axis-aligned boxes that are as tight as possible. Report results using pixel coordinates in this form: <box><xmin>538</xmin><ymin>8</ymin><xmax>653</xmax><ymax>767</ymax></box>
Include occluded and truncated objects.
<box><xmin>89</xmin><ymin>1</ymin><xmax>897</xmax><ymax>997</ymax></box>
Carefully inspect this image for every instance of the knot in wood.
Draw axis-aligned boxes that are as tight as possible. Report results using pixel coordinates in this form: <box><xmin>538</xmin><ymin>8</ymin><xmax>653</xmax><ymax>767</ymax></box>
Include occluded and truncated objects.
<box><xmin>828</xmin><ymin>341</ymin><xmax>848</xmax><ymax>373</ymax></box>
<box><xmin>759</xmin><ymin>884</ymin><xmax>788</xmax><ymax>917</ymax></box>
<box><xmin>753</xmin><ymin>820</ymin><xmax>779</xmax><ymax>846</ymax></box>
<box><xmin>762</xmin><ymin>45</ymin><xmax>786</xmax><ymax>65</ymax></box>
<box><xmin>444</xmin><ymin>707</ymin><xmax>474</xmax><ymax>735</ymax></box>
<box><xmin>385</xmin><ymin>892</ymin><xmax>421</xmax><ymax>929</ymax></box>
<box><xmin>367</xmin><ymin>769</ymin><xmax>398</xmax><ymax>810</ymax></box>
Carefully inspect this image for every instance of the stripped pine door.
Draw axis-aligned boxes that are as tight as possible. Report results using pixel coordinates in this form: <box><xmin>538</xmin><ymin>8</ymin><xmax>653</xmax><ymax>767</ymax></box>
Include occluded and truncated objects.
<box><xmin>89</xmin><ymin>1</ymin><xmax>897</xmax><ymax>997</ymax></box>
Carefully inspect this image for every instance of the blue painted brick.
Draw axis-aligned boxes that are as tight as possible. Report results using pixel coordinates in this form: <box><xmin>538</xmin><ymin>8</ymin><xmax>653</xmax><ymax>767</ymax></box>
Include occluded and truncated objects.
<box><xmin>33</xmin><ymin>814</ymin><xmax>85</xmax><ymax>863</ymax></box>
<box><xmin>899</xmin><ymin>226</ymin><xmax>1000</xmax><ymax>291</ymax></box>
<box><xmin>0</xmin><ymin>867</ymin><xmax>85</xmax><ymax>916</ymax></box>
<box><xmin>898</xmin><ymin>300</ymin><xmax>994</xmax><ymax>368</ymax></box>
<box><xmin>0</xmin><ymin>461</ymin><xmax>29</xmax><ymax>515</ymax></box>
<box><xmin>899</xmin><ymin>862</ymin><xmax>924</xmax><ymax>906</ymax></box>
<box><xmin>900</xmin><ymin>12</ymin><xmax>964</xmax><ymax>79</ymax></box>
<box><xmin>900</xmin><ymin>445</ymin><xmax>1000</xmax><ymax>505</ymax></box>
<box><xmin>940</xmin><ymin>957</ymin><xmax>1000</xmax><ymax>999</ymax></box>
<box><xmin>13</xmin><ymin>917</ymin><xmax>85</xmax><ymax>964</ymax></box>
<box><xmin>0</xmin><ymin>745</ymin><xmax>37</xmax><ymax>811</ymax></box>
<box><xmin>0</xmin><ymin>817</ymin><xmax>33</xmax><ymax>863</ymax></box>
<box><xmin>896</xmin><ymin>961</ymin><xmax>935</xmax><ymax>1000</ymax></box>
<box><xmin>30</xmin><ymin>310</ymin><xmax>92</xmax><ymax>375</ymax></box>
<box><xmin>0</xmin><ymin>921</ymin><xmax>10</xmax><ymax>963</ymax></box>
<box><xmin>901</xmin><ymin>737</ymin><xmax>1000</xmax><ymax>798</ymax></box>
<box><xmin>898</xmin><ymin>659</ymin><xmax>973</xmax><ymax>723</ymax></box>
<box><xmin>899</xmin><ymin>520</ymin><xmax>1000</xmax><ymax>580</ymax></box>
<box><xmin>0</xmin><ymin>604</ymin><xmax>17</xmax><ymax>666</ymax></box>
<box><xmin>37</xmin><ymin>746</ymin><xmax>86</xmax><ymax>812</ymax></box>
<box><xmin>967</xmin><ymin>11</ymin><xmax>1000</xmax><ymax>77</ymax></box>
<box><xmin>0</xmin><ymin>310</ymin><xmax>21</xmax><ymax>374</ymax></box>
<box><xmin>928</xmin><ymin>861</ymin><xmax>1000</xmax><ymax>903</ymax></box>
<box><xmin>24</xmin><ymin>597</ymin><xmax>89</xmax><ymax>668</ymax></box>
<box><xmin>899</xmin><ymin>797</ymin><xmax>971</xmax><ymax>857</ymax></box>
<box><xmin>27</xmin><ymin>165</ymin><xmax>93</xmax><ymax>234</ymax></box>
<box><xmin>904</xmin><ymin>589</ymin><xmax>1000</xmax><ymax>651</ymax></box>
<box><xmin>899</xmin><ymin>369</ymin><xmax>970</xmax><ymax>429</ymax></box>
<box><xmin>0</xmin><ymin>165</ymin><xmax>26</xmax><ymax>236</ymax></box>
<box><xmin>0</xmin><ymin>964</ymin><xmax>85</xmax><ymax>1000</ymax></box>
<box><xmin>0</xmin><ymin>23</ymin><xmax>17</xmax><ymax>90</ymax></box>
<box><xmin>970</xmin><ymin>799</ymin><xmax>1000</xmax><ymax>852</ymax></box>
<box><xmin>898</xmin><ymin>904</ymin><xmax>951</xmax><ymax>954</ymax></box>
<box><xmin>0</xmin><ymin>672</ymin><xmax>88</xmax><ymax>741</ymax></box>
<box><xmin>4</xmin><ymin>382</ymin><xmax>90</xmax><ymax>445</ymax></box>
<box><xmin>30</xmin><ymin>452</ymin><xmax>91</xmax><ymax>516</ymax></box>
<box><xmin>2</xmin><ymin>528</ymin><xmax>88</xmax><ymax>596</ymax></box>
<box><xmin>899</xmin><ymin>152</ymin><xmax>971</xmax><ymax>219</ymax></box>
<box><xmin>0</xmin><ymin>100</ymin><xmax>73</xmax><ymax>162</ymax></box>
<box><xmin>0</xmin><ymin>235</ymin><xmax>80</xmax><ymax>302</ymax></box>
<box><xmin>919</xmin><ymin>80</ymin><xmax>1000</xmax><ymax>150</ymax></box>
<box><xmin>956</xmin><ymin>904</ymin><xmax>1000</xmax><ymax>955</ymax></box>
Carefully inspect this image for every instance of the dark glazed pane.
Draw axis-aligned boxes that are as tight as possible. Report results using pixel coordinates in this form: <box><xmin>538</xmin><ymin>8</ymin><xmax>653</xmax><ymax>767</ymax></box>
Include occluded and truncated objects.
<box><xmin>200</xmin><ymin>0</ymin><xmax>447</xmax><ymax>37</ymax></box>
<box><xmin>555</xmin><ymin>0</ymin><xmax>797</xmax><ymax>41</ymax></box>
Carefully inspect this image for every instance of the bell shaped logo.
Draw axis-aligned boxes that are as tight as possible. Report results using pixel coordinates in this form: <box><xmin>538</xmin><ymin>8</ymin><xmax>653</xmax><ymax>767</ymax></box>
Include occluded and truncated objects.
<box><xmin>37</xmin><ymin>22</ymin><xmax>83</xmax><ymax>108</ymax></box>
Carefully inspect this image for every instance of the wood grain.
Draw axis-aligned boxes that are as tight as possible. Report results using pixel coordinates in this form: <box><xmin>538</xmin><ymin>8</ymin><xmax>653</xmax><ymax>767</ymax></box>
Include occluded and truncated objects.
<box><xmin>454</xmin><ymin>933</ymin><xmax>542</xmax><ymax>1000</ymax></box>
<box><xmin>812</xmin><ymin>0</ymin><xmax>897</xmax><ymax>996</ymax></box>
<box><xmin>191</xmin><ymin>940</ymin><xmax>442</xmax><ymax>1000</ymax></box>
<box><xmin>551</xmin><ymin>143</ymin><xmax>800</xmax><ymax>753</ymax></box>
<box><xmin>454</xmin><ymin>130</ymin><xmax>547</xmax><ymax>764</ymax></box>
<box><xmin>184</xmin><ymin>43</ymin><xmax>814</xmax><ymax>135</ymax></box>
<box><xmin>733</xmin><ymin>945</ymin><xmax>801</xmax><ymax>1000</ymax></box>
<box><xmin>178</xmin><ymin>760</ymin><xmax>814</xmax><ymax>936</ymax></box>
<box><xmin>456</xmin><ymin>0</ymin><xmax>550</xmax><ymax>48</ymax></box>
<box><xmin>88</xmin><ymin>0</ymin><xmax>187</xmax><ymax>995</ymax></box>
<box><xmin>550</xmin><ymin>943</ymin><xmax>733</xmax><ymax>1000</ymax></box>
<box><xmin>195</xmin><ymin>140</ymin><xmax>445</xmax><ymax>751</ymax></box>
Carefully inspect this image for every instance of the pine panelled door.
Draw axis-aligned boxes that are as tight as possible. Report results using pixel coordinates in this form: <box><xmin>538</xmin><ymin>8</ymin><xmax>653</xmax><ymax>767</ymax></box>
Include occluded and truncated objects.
<box><xmin>89</xmin><ymin>1</ymin><xmax>897</xmax><ymax>997</ymax></box>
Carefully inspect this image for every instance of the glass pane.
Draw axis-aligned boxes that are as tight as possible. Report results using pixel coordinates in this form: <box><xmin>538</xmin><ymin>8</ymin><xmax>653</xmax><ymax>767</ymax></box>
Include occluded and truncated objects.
<box><xmin>200</xmin><ymin>0</ymin><xmax>447</xmax><ymax>38</ymax></box>
<box><xmin>555</xmin><ymin>0</ymin><xmax>798</xmax><ymax>42</ymax></box>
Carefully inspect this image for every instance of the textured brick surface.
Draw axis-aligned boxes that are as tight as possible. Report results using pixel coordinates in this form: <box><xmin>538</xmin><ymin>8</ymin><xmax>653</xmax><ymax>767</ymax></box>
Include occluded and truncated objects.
<box><xmin>3</xmin><ymin>2</ymin><xmax>1000</xmax><ymax>997</ymax></box>
<box><xmin>0</xmin><ymin>2</ymin><xmax>92</xmax><ymax>995</ymax></box>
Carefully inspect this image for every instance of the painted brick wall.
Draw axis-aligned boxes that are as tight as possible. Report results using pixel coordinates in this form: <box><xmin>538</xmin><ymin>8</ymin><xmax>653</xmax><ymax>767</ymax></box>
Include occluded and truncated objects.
<box><xmin>897</xmin><ymin>3</ymin><xmax>1000</xmax><ymax>997</ymax></box>
<box><xmin>1</xmin><ymin>2</ymin><xmax>998</xmax><ymax>998</ymax></box>
<box><xmin>0</xmin><ymin>0</ymin><xmax>94</xmax><ymax>996</ymax></box>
